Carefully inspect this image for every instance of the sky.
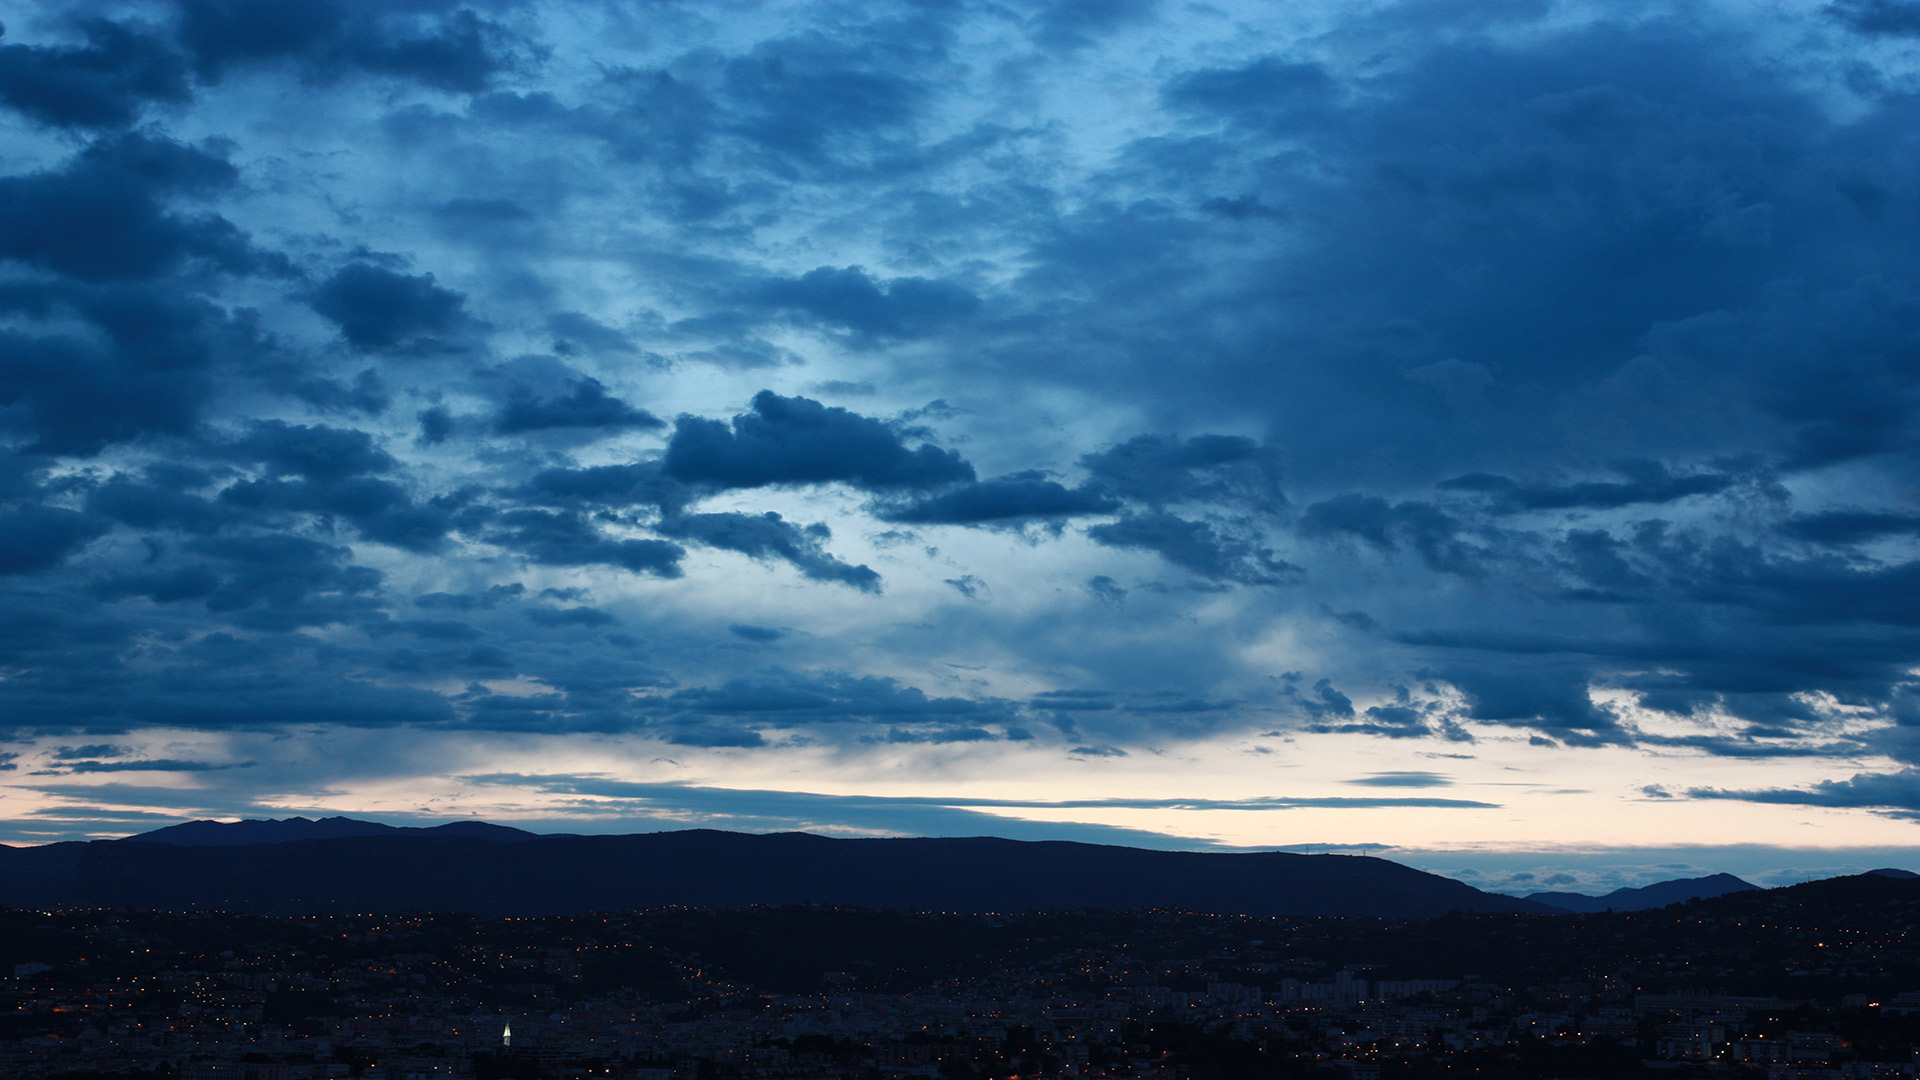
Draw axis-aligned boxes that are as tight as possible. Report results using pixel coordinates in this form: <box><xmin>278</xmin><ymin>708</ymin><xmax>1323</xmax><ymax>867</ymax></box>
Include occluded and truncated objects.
<box><xmin>0</xmin><ymin>0</ymin><xmax>1917</xmax><ymax>896</ymax></box>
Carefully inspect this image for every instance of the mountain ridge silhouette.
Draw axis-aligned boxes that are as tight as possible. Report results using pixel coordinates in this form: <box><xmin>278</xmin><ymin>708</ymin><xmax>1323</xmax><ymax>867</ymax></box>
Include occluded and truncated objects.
<box><xmin>1524</xmin><ymin>871</ymin><xmax>1759</xmax><ymax>912</ymax></box>
<box><xmin>0</xmin><ymin>819</ymin><xmax>1554</xmax><ymax>917</ymax></box>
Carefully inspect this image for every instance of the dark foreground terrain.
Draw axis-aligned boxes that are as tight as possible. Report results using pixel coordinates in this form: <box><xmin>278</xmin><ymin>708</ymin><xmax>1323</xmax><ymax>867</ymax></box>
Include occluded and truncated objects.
<box><xmin>4</xmin><ymin>872</ymin><xmax>1920</xmax><ymax>1080</ymax></box>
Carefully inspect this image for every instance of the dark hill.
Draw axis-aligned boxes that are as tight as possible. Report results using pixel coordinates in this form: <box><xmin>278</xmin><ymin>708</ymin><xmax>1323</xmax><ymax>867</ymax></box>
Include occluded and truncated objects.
<box><xmin>0</xmin><ymin>826</ymin><xmax>1550</xmax><ymax>917</ymax></box>
<box><xmin>1694</xmin><ymin>868</ymin><xmax>1920</xmax><ymax>914</ymax></box>
<box><xmin>1525</xmin><ymin>872</ymin><xmax>1757</xmax><ymax>912</ymax></box>
<box><xmin>129</xmin><ymin>815</ymin><xmax>538</xmax><ymax>846</ymax></box>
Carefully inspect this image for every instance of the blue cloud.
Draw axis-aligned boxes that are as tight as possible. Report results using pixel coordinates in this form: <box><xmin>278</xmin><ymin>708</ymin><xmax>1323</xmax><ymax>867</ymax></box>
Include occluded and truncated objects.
<box><xmin>754</xmin><ymin>266</ymin><xmax>979</xmax><ymax>341</ymax></box>
<box><xmin>879</xmin><ymin>477</ymin><xmax>1120</xmax><ymax>526</ymax></box>
<box><xmin>177</xmin><ymin>0</ymin><xmax>526</xmax><ymax>92</ymax></box>
<box><xmin>0</xmin><ymin>18</ymin><xmax>192</xmax><ymax>130</ymax></box>
<box><xmin>1088</xmin><ymin>510</ymin><xmax>1298</xmax><ymax>584</ymax></box>
<box><xmin>492</xmin><ymin>378</ymin><xmax>664</xmax><ymax>435</ymax></box>
<box><xmin>308</xmin><ymin>263</ymin><xmax>474</xmax><ymax>352</ymax></box>
<box><xmin>656</xmin><ymin>511</ymin><xmax>880</xmax><ymax>592</ymax></box>
<box><xmin>664</xmin><ymin>392</ymin><xmax>975</xmax><ymax>492</ymax></box>
<box><xmin>1688</xmin><ymin>770</ymin><xmax>1920</xmax><ymax>819</ymax></box>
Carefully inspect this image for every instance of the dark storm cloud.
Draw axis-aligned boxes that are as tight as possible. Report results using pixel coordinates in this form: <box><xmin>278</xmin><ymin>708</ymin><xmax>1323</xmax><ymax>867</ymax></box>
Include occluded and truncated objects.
<box><xmin>521</xmin><ymin>462</ymin><xmax>689</xmax><ymax>513</ymax></box>
<box><xmin>0</xmin><ymin>133</ymin><xmax>266</xmax><ymax>282</ymax></box>
<box><xmin>1308</xmin><ymin>704</ymin><xmax>1449</xmax><ymax>741</ymax></box>
<box><xmin>715</xmin><ymin>34</ymin><xmax>933</xmax><ymax>174</ymax></box>
<box><xmin>1557</xmin><ymin>528</ymin><xmax>1647</xmax><ymax>596</ymax></box>
<box><xmin>0</xmin><ymin>609</ymin><xmax>465</xmax><ymax>735</ymax></box>
<box><xmin>1028</xmin><ymin>0</ymin><xmax>1159</xmax><ymax>50</ymax></box>
<box><xmin>197</xmin><ymin>421</ymin><xmax>455</xmax><ymax>551</ymax></box>
<box><xmin>492</xmin><ymin>378</ymin><xmax>664</xmax><ymax>435</ymax></box>
<box><xmin>0</xmin><ymin>586</ymin><xmax>133</xmax><ymax>666</ymax></box>
<box><xmin>522</xmin><ymin>605</ymin><xmax>614</xmax><ymax>629</ymax></box>
<box><xmin>176</xmin><ymin>0</ymin><xmax>526</xmax><ymax>93</ymax></box>
<box><xmin>487</xmin><ymin>510</ymin><xmax>684</xmax><ymax>578</ymax></box>
<box><xmin>753</xmin><ymin>266</ymin><xmax>980</xmax><ymax>341</ymax></box>
<box><xmin>1299</xmin><ymin>495</ymin><xmax>1397</xmax><ymax>549</ymax></box>
<box><xmin>415</xmin><ymin>584</ymin><xmax>523</xmax><ymax>611</ymax></box>
<box><xmin>50</xmin><ymin>744</ymin><xmax>126</xmax><ymax>760</ymax></box>
<box><xmin>308</xmin><ymin>263</ymin><xmax>475</xmax><ymax>352</ymax></box>
<box><xmin>468</xmin><ymin>11</ymin><xmax>977</xmax><ymax>191</ymax></box>
<box><xmin>1635</xmin><ymin>731</ymin><xmax>1851</xmax><ymax>759</ymax></box>
<box><xmin>1689</xmin><ymin>769</ymin><xmax>1920</xmax><ymax>819</ymax></box>
<box><xmin>217</xmin><ymin>476</ymin><xmax>455</xmax><ymax>552</ymax></box>
<box><xmin>182</xmin><ymin>532</ymin><xmax>385</xmax><ymax>628</ymax></box>
<box><xmin>0</xmin><ymin>283</ymin><xmax>271</xmax><ymax>455</ymax></box>
<box><xmin>1033</xmin><ymin>689</ymin><xmax>1115</xmax><ymax>712</ymax></box>
<box><xmin>1298</xmin><ymin>496</ymin><xmax>1487</xmax><ymax>577</ymax></box>
<box><xmin>1780</xmin><ymin>510</ymin><xmax>1920</xmax><ymax>545</ymax></box>
<box><xmin>1291</xmin><ymin>680</ymin><xmax>1459</xmax><ymax>744</ymax></box>
<box><xmin>0</xmin><ymin>17</ymin><xmax>191</xmax><ymax>129</ymax></box>
<box><xmin>1387</xmin><ymin>602</ymin><xmax>1920</xmax><ymax>734</ymax></box>
<box><xmin>877</xmin><ymin>476</ymin><xmax>1120</xmax><ymax>526</ymax></box>
<box><xmin>655</xmin><ymin>512</ymin><xmax>880</xmax><ymax>592</ymax></box>
<box><xmin>0</xmin><ymin>504</ymin><xmax>108</xmax><ymax>575</ymax></box>
<box><xmin>1654</xmin><ymin>536</ymin><xmax>1920</xmax><ymax>629</ymax></box>
<box><xmin>420</xmin><ymin>663</ymin><xmax>1038</xmax><ymax>742</ymax></box>
<box><xmin>0</xmin><ymin>134</ymin><xmax>290</xmax><ymax>458</ymax></box>
<box><xmin>1441</xmin><ymin>666</ymin><xmax>1620</xmax><ymax>741</ymax></box>
<box><xmin>1080</xmin><ymin>434</ymin><xmax>1285</xmax><ymax>508</ymax></box>
<box><xmin>662</xmin><ymin>391</ymin><xmax>974</xmax><ymax>492</ymax></box>
<box><xmin>547</xmin><ymin>312</ymin><xmax>636</xmax><ymax>356</ymax></box>
<box><xmin>1826</xmin><ymin>0</ymin><xmax>1920</xmax><ymax>36</ymax></box>
<box><xmin>1286</xmin><ymin>678</ymin><xmax>1352</xmax><ymax>721</ymax></box>
<box><xmin>372</xmin><ymin>616</ymin><xmax>482</xmax><ymax>640</ymax></box>
<box><xmin>659</xmin><ymin>725</ymin><xmax>766</xmax><ymax>748</ymax></box>
<box><xmin>1436</xmin><ymin>461</ymin><xmax>1739</xmax><ymax>512</ymax></box>
<box><xmin>226</xmin><ymin>421</ymin><xmax>396</xmax><ymax>482</ymax></box>
<box><xmin>129</xmin><ymin>675</ymin><xmax>458</xmax><ymax>732</ymax></box>
<box><xmin>86</xmin><ymin>471</ymin><xmax>228</xmax><ymax>533</ymax></box>
<box><xmin>1623</xmin><ymin>280</ymin><xmax>1920</xmax><ymax>472</ymax></box>
<box><xmin>663</xmin><ymin>671</ymin><xmax>999</xmax><ymax>725</ymax></box>
<box><xmin>1029</xmin><ymin>12</ymin><xmax>1920</xmax><ymax>496</ymax></box>
<box><xmin>416</xmin><ymin>405</ymin><xmax>455</xmax><ymax>445</ymax></box>
<box><xmin>279</xmin><ymin>367</ymin><xmax>390</xmax><ymax>416</ymax></box>
<box><xmin>174</xmin><ymin>0</ymin><xmax>346</xmax><ymax>77</ymax></box>
<box><xmin>1162</xmin><ymin>55</ymin><xmax>1338</xmax><ymax>130</ymax></box>
<box><xmin>90</xmin><ymin>564</ymin><xmax>223</xmax><ymax>604</ymax></box>
<box><xmin>1088</xmin><ymin>510</ymin><xmax>1298</xmax><ymax>585</ymax></box>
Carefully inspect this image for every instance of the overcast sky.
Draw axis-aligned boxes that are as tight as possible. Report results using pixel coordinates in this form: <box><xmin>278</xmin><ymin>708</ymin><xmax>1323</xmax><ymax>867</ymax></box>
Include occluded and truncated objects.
<box><xmin>0</xmin><ymin>0</ymin><xmax>1916</xmax><ymax>893</ymax></box>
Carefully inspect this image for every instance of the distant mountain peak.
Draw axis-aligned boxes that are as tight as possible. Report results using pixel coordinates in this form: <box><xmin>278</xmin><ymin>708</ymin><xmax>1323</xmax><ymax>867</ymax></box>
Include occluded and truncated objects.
<box><xmin>1524</xmin><ymin>872</ymin><xmax>1759</xmax><ymax>913</ymax></box>
<box><xmin>124</xmin><ymin>816</ymin><xmax>536</xmax><ymax>846</ymax></box>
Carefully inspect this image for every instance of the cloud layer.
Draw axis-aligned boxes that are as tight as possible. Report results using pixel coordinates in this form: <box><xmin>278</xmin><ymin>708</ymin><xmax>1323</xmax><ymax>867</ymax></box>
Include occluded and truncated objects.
<box><xmin>0</xmin><ymin>0</ymin><xmax>1916</xmax><ymax>853</ymax></box>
